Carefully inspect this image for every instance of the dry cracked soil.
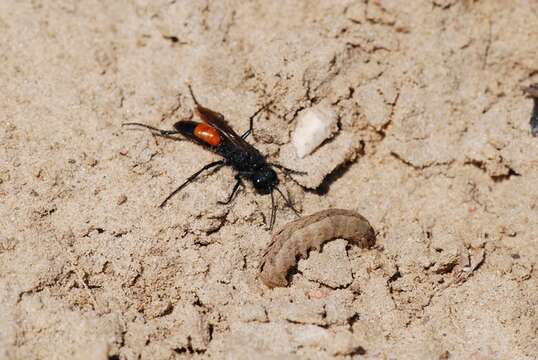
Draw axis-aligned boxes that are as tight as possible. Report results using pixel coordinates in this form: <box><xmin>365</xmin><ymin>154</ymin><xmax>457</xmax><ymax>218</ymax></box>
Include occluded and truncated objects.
<box><xmin>1</xmin><ymin>1</ymin><xmax>538</xmax><ymax>359</ymax></box>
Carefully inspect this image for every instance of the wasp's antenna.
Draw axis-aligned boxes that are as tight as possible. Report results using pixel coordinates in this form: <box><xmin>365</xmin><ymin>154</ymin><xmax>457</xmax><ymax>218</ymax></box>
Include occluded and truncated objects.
<box><xmin>122</xmin><ymin>122</ymin><xmax>182</xmax><ymax>138</ymax></box>
<box><xmin>268</xmin><ymin>162</ymin><xmax>307</xmax><ymax>177</ymax></box>
<box><xmin>187</xmin><ymin>84</ymin><xmax>200</xmax><ymax>106</ymax></box>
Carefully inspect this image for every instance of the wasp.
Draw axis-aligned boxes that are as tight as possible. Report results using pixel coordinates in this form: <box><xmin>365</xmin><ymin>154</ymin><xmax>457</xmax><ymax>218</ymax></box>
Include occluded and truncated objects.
<box><xmin>123</xmin><ymin>86</ymin><xmax>300</xmax><ymax>230</ymax></box>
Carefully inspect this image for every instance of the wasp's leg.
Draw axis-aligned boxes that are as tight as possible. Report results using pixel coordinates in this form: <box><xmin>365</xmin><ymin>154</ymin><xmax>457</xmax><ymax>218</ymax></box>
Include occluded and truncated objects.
<box><xmin>268</xmin><ymin>190</ymin><xmax>277</xmax><ymax>231</ymax></box>
<box><xmin>159</xmin><ymin>160</ymin><xmax>225</xmax><ymax>208</ymax></box>
<box><xmin>275</xmin><ymin>186</ymin><xmax>300</xmax><ymax>217</ymax></box>
<box><xmin>217</xmin><ymin>175</ymin><xmax>243</xmax><ymax>205</ymax></box>
<box><xmin>240</xmin><ymin>100</ymin><xmax>274</xmax><ymax>140</ymax></box>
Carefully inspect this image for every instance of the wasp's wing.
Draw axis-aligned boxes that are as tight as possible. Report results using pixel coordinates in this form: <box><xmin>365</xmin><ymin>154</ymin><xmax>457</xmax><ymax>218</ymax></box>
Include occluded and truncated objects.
<box><xmin>194</xmin><ymin>104</ymin><xmax>256</xmax><ymax>151</ymax></box>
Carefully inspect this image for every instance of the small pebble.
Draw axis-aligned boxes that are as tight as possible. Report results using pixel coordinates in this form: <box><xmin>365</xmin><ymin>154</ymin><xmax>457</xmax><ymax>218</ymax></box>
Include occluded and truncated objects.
<box><xmin>307</xmin><ymin>289</ymin><xmax>330</xmax><ymax>300</ymax></box>
<box><xmin>117</xmin><ymin>194</ymin><xmax>128</xmax><ymax>205</ymax></box>
<box><xmin>291</xmin><ymin>104</ymin><xmax>337</xmax><ymax>158</ymax></box>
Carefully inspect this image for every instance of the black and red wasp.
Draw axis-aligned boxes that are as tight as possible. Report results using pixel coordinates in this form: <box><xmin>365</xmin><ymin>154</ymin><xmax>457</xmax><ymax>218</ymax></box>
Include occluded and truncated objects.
<box><xmin>123</xmin><ymin>85</ymin><xmax>300</xmax><ymax>230</ymax></box>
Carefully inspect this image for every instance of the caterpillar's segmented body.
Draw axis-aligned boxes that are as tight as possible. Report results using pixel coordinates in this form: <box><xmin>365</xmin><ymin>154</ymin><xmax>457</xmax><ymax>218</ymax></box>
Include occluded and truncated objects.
<box><xmin>259</xmin><ymin>209</ymin><xmax>376</xmax><ymax>288</ymax></box>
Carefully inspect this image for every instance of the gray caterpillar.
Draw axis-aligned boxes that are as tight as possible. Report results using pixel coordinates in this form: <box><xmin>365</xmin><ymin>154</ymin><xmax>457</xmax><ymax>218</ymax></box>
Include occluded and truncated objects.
<box><xmin>259</xmin><ymin>209</ymin><xmax>376</xmax><ymax>288</ymax></box>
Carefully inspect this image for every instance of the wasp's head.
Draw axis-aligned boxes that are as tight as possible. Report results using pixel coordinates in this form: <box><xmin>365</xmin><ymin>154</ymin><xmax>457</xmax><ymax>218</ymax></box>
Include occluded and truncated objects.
<box><xmin>251</xmin><ymin>167</ymin><xmax>278</xmax><ymax>195</ymax></box>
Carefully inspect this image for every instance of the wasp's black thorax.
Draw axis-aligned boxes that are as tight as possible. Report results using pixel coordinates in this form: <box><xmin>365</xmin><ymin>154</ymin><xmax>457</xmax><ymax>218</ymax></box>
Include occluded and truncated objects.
<box><xmin>217</xmin><ymin>140</ymin><xmax>278</xmax><ymax>194</ymax></box>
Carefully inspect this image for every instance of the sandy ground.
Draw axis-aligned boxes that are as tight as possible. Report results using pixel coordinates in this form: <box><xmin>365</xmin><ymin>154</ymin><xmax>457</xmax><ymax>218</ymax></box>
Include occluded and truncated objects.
<box><xmin>1</xmin><ymin>0</ymin><xmax>538</xmax><ymax>359</ymax></box>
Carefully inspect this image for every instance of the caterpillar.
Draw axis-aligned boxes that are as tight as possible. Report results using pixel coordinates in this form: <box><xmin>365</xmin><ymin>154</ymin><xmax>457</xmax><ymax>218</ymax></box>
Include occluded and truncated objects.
<box><xmin>259</xmin><ymin>209</ymin><xmax>376</xmax><ymax>288</ymax></box>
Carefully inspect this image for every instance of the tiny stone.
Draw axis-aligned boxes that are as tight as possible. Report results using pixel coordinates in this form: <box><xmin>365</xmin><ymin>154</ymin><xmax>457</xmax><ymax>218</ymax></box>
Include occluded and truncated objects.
<box><xmin>117</xmin><ymin>194</ymin><xmax>128</xmax><ymax>205</ymax></box>
<box><xmin>307</xmin><ymin>289</ymin><xmax>330</xmax><ymax>300</ymax></box>
<box><xmin>291</xmin><ymin>104</ymin><xmax>337</xmax><ymax>158</ymax></box>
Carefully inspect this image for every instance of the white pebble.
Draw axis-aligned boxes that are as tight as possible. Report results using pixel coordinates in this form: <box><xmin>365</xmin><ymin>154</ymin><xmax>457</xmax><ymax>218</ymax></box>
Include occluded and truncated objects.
<box><xmin>291</xmin><ymin>105</ymin><xmax>337</xmax><ymax>158</ymax></box>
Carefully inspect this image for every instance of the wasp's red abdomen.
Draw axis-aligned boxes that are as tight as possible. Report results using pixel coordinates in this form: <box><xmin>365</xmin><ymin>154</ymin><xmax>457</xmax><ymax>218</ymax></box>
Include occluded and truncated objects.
<box><xmin>194</xmin><ymin>123</ymin><xmax>221</xmax><ymax>146</ymax></box>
